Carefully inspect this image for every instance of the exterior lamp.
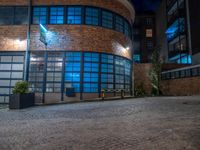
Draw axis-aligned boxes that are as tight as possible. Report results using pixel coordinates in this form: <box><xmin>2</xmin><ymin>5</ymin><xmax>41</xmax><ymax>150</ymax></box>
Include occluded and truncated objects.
<box><xmin>39</xmin><ymin>24</ymin><xmax>48</xmax><ymax>46</ymax></box>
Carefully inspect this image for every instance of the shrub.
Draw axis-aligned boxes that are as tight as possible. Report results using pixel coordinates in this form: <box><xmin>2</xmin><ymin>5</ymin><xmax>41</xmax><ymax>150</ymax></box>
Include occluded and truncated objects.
<box><xmin>12</xmin><ymin>81</ymin><xmax>29</xmax><ymax>94</ymax></box>
<box><xmin>134</xmin><ymin>83</ymin><xmax>146</xmax><ymax>97</ymax></box>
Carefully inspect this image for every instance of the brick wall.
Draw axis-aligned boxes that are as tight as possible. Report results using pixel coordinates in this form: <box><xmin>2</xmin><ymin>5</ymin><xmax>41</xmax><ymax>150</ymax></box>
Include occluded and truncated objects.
<box><xmin>30</xmin><ymin>25</ymin><xmax>133</xmax><ymax>59</ymax></box>
<box><xmin>134</xmin><ymin>63</ymin><xmax>200</xmax><ymax>96</ymax></box>
<box><xmin>0</xmin><ymin>0</ymin><xmax>133</xmax><ymax>23</ymax></box>
<box><xmin>161</xmin><ymin>77</ymin><xmax>200</xmax><ymax>96</ymax></box>
<box><xmin>0</xmin><ymin>0</ymin><xmax>134</xmax><ymax>60</ymax></box>
<box><xmin>134</xmin><ymin>64</ymin><xmax>152</xmax><ymax>95</ymax></box>
<box><xmin>0</xmin><ymin>26</ymin><xmax>27</xmax><ymax>51</ymax></box>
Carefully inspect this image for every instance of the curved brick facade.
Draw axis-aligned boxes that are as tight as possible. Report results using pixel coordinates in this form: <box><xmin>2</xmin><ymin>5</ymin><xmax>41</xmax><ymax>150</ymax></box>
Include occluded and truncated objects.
<box><xmin>0</xmin><ymin>0</ymin><xmax>135</xmax><ymax>103</ymax></box>
<box><xmin>0</xmin><ymin>0</ymin><xmax>135</xmax><ymax>60</ymax></box>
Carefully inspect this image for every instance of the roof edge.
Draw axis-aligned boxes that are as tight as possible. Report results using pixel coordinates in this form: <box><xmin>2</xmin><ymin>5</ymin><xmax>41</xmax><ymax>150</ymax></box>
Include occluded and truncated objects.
<box><xmin>117</xmin><ymin>0</ymin><xmax>135</xmax><ymax>23</ymax></box>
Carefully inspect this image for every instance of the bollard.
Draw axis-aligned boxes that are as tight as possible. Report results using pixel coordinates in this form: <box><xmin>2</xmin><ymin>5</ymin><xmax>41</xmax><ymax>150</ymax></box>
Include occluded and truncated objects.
<box><xmin>121</xmin><ymin>89</ymin><xmax>124</xmax><ymax>99</ymax></box>
<box><xmin>101</xmin><ymin>90</ymin><xmax>105</xmax><ymax>100</ymax></box>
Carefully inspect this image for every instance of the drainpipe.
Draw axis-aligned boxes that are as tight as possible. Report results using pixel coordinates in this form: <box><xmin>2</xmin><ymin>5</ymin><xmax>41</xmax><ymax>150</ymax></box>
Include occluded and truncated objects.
<box><xmin>185</xmin><ymin>0</ymin><xmax>192</xmax><ymax>63</ymax></box>
<box><xmin>24</xmin><ymin>0</ymin><xmax>32</xmax><ymax>81</ymax></box>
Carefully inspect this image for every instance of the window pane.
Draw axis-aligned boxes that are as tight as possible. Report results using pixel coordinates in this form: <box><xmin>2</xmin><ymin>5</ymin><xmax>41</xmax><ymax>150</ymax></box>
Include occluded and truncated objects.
<box><xmin>14</xmin><ymin>7</ymin><xmax>28</xmax><ymax>24</ymax></box>
<box><xmin>102</xmin><ymin>11</ymin><xmax>113</xmax><ymax>29</ymax></box>
<box><xmin>33</xmin><ymin>7</ymin><xmax>47</xmax><ymax>24</ymax></box>
<box><xmin>115</xmin><ymin>15</ymin><xmax>124</xmax><ymax>33</ymax></box>
<box><xmin>0</xmin><ymin>7</ymin><xmax>14</xmax><ymax>25</ymax></box>
<box><xmin>85</xmin><ymin>7</ymin><xmax>99</xmax><ymax>25</ymax></box>
<box><xmin>67</xmin><ymin>7</ymin><xmax>82</xmax><ymax>24</ymax></box>
<box><xmin>50</xmin><ymin>7</ymin><xmax>64</xmax><ymax>24</ymax></box>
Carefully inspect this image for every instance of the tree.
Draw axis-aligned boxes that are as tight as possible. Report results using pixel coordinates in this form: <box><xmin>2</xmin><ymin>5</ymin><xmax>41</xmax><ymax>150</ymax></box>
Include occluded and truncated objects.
<box><xmin>149</xmin><ymin>47</ymin><xmax>161</xmax><ymax>96</ymax></box>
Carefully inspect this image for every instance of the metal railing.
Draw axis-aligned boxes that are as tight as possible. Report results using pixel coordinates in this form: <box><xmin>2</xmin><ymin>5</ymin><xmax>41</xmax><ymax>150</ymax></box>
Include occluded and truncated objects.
<box><xmin>162</xmin><ymin>64</ymin><xmax>200</xmax><ymax>80</ymax></box>
<box><xmin>101</xmin><ymin>89</ymin><xmax>131</xmax><ymax>100</ymax></box>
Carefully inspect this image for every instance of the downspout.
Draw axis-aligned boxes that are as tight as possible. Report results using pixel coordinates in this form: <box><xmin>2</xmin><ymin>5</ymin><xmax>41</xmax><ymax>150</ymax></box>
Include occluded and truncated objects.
<box><xmin>185</xmin><ymin>0</ymin><xmax>192</xmax><ymax>63</ymax></box>
<box><xmin>24</xmin><ymin>0</ymin><xmax>32</xmax><ymax>81</ymax></box>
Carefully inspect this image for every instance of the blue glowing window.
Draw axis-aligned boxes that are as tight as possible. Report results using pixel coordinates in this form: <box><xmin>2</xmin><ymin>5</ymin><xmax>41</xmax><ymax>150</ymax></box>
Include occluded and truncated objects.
<box><xmin>116</xmin><ymin>75</ymin><xmax>124</xmax><ymax>84</ymax></box>
<box><xmin>101</xmin><ymin>54</ymin><xmax>113</xmax><ymax>64</ymax></box>
<box><xmin>85</xmin><ymin>7</ymin><xmax>99</xmax><ymax>25</ymax></box>
<box><xmin>125</xmin><ymin>76</ymin><xmax>131</xmax><ymax>84</ymax></box>
<box><xmin>83</xmin><ymin>73</ymin><xmax>98</xmax><ymax>82</ymax></box>
<box><xmin>125</xmin><ymin>61</ymin><xmax>131</xmax><ymax>75</ymax></box>
<box><xmin>101</xmin><ymin>84</ymin><xmax>113</xmax><ymax>90</ymax></box>
<box><xmin>115</xmin><ymin>15</ymin><xmax>124</xmax><ymax>33</ymax></box>
<box><xmin>50</xmin><ymin>7</ymin><xmax>64</xmax><ymax>24</ymax></box>
<box><xmin>115</xmin><ymin>56</ymin><xmax>125</xmax><ymax>66</ymax></box>
<box><xmin>134</xmin><ymin>54</ymin><xmax>140</xmax><ymax>63</ymax></box>
<box><xmin>65</xmin><ymin>62</ymin><xmax>80</xmax><ymax>72</ymax></box>
<box><xmin>65</xmin><ymin>73</ymin><xmax>80</xmax><ymax>82</ymax></box>
<box><xmin>115</xmin><ymin>84</ymin><xmax>124</xmax><ymax>89</ymax></box>
<box><xmin>102</xmin><ymin>10</ymin><xmax>113</xmax><ymax>29</ymax></box>
<box><xmin>165</xmin><ymin>18</ymin><xmax>185</xmax><ymax>41</ymax></box>
<box><xmin>67</xmin><ymin>7</ymin><xmax>82</xmax><ymax>24</ymax></box>
<box><xmin>101</xmin><ymin>74</ymin><xmax>114</xmax><ymax>83</ymax></box>
<box><xmin>84</xmin><ymin>63</ymin><xmax>99</xmax><ymax>72</ymax></box>
<box><xmin>83</xmin><ymin>83</ymin><xmax>98</xmax><ymax>93</ymax></box>
<box><xmin>33</xmin><ymin>7</ymin><xmax>47</xmax><ymax>24</ymax></box>
<box><xmin>84</xmin><ymin>53</ymin><xmax>99</xmax><ymax>62</ymax></box>
<box><xmin>115</xmin><ymin>66</ymin><xmax>125</xmax><ymax>75</ymax></box>
<box><xmin>66</xmin><ymin>52</ymin><xmax>81</xmax><ymax>61</ymax></box>
<box><xmin>101</xmin><ymin>64</ymin><xmax>113</xmax><ymax>73</ymax></box>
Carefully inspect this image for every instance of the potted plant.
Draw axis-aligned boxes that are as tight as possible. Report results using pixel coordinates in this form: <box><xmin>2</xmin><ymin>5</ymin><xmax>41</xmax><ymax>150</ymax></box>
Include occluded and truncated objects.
<box><xmin>9</xmin><ymin>81</ymin><xmax>35</xmax><ymax>109</ymax></box>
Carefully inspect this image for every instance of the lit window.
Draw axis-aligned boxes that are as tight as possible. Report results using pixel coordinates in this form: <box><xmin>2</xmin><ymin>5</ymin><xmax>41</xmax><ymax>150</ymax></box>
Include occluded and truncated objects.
<box><xmin>50</xmin><ymin>7</ymin><xmax>64</xmax><ymax>24</ymax></box>
<box><xmin>83</xmin><ymin>83</ymin><xmax>98</xmax><ymax>93</ymax></box>
<box><xmin>84</xmin><ymin>53</ymin><xmax>99</xmax><ymax>62</ymax></box>
<box><xmin>146</xmin><ymin>29</ymin><xmax>153</xmax><ymax>37</ymax></box>
<box><xmin>134</xmin><ymin>54</ymin><xmax>141</xmax><ymax>63</ymax></box>
<box><xmin>84</xmin><ymin>63</ymin><xmax>99</xmax><ymax>72</ymax></box>
<box><xmin>84</xmin><ymin>73</ymin><xmax>98</xmax><ymax>82</ymax></box>
<box><xmin>33</xmin><ymin>7</ymin><xmax>47</xmax><ymax>24</ymax></box>
<box><xmin>101</xmin><ymin>54</ymin><xmax>113</xmax><ymax>64</ymax></box>
<box><xmin>67</xmin><ymin>7</ymin><xmax>82</xmax><ymax>24</ymax></box>
<box><xmin>85</xmin><ymin>7</ymin><xmax>99</xmax><ymax>25</ymax></box>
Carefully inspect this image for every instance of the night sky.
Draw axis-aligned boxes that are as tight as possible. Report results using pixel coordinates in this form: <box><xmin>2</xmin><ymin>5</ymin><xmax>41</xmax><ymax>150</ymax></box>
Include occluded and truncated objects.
<box><xmin>131</xmin><ymin>0</ymin><xmax>161</xmax><ymax>12</ymax></box>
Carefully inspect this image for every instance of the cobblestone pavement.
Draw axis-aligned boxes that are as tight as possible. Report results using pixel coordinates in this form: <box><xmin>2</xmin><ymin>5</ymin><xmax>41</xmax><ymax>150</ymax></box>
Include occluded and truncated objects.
<box><xmin>0</xmin><ymin>96</ymin><xmax>200</xmax><ymax>150</ymax></box>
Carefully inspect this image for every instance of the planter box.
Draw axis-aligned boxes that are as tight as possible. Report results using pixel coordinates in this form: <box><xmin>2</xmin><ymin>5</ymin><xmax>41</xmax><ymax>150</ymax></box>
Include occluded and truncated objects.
<box><xmin>9</xmin><ymin>93</ymin><xmax>35</xmax><ymax>109</ymax></box>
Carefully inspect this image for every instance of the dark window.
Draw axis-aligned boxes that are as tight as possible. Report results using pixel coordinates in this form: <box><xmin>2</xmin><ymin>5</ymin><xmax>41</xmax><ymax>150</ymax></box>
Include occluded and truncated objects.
<box><xmin>50</xmin><ymin>7</ymin><xmax>64</xmax><ymax>24</ymax></box>
<box><xmin>33</xmin><ymin>7</ymin><xmax>47</xmax><ymax>24</ymax></box>
<box><xmin>102</xmin><ymin>10</ymin><xmax>113</xmax><ymax>29</ymax></box>
<box><xmin>146</xmin><ymin>18</ymin><xmax>153</xmax><ymax>25</ymax></box>
<box><xmin>0</xmin><ymin>7</ymin><xmax>14</xmax><ymax>25</ymax></box>
<box><xmin>146</xmin><ymin>41</ymin><xmax>153</xmax><ymax>49</ymax></box>
<box><xmin>14</xmin><ymin>7</ymin><xmax>28</xmax><ymax>25</ymax></box>
<box><xmin>67</xmin><ymin>7</ymin><xmax>82</xmax><ymax>24</ymax></box>
<box><xmin>124</xmin><ymin>21</ymin><xmax>131</xmax><ymax>38</ymax></box>
<box><xmin>85</xmin><ymin>7</ymin><xmax>99</xmax><ymax>25</ymax></box>
<box><xmin>115</xmin><ymin>15</ymin><xmax>124</xmax><ymax>32</ymax></box>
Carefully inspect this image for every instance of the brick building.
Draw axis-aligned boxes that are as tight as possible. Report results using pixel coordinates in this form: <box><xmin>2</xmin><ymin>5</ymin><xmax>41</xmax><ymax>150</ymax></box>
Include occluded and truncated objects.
<box><xmin>133</xmin><ymin>11</ymin><xmax>156</xmax><ymax>63</ymax></box>
<box><xmin>0</xmin><ymin>0</ymin><xmax>135</xmax><ymax>103</ymax></box>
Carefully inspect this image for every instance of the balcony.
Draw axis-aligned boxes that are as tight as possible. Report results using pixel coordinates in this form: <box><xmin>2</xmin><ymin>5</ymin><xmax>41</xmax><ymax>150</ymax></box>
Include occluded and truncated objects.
<box><xmin>167</xmin><ymin>8</ymin><xmax>185</xmax><ymax>26</ymax></box>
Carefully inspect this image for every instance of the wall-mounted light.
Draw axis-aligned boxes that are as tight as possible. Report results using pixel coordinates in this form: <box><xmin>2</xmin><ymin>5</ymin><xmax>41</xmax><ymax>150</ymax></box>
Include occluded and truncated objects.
<box><xmin>40</xmin><ymin>24</ymin><xmax>48</xmax><ymax>32</ymax></box>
